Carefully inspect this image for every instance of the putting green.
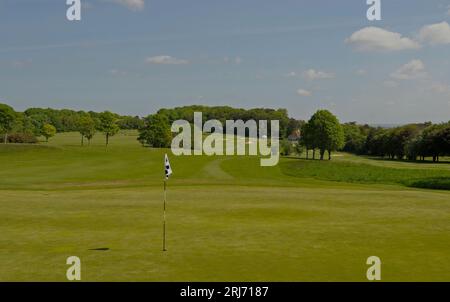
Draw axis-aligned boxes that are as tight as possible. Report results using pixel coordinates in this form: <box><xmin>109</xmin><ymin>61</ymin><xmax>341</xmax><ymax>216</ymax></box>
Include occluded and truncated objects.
<box><xmin>1</xmin><ymin>132</ymin><xmax>449</xmax><ymax>281</ymax></box>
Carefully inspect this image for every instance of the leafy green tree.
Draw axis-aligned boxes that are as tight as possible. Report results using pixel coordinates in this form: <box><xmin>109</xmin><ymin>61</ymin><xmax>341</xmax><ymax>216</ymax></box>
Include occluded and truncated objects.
<box><xmin>117</xmin><ymin>116</ymin><xmax>145</xmax><ymax>130</ymax></box>
<box><xmin>138</xmin><ymin>114</ymin><xmax>172</xmax><ymax>148</ymax></box>
<box><xmin>294</xmin><ymin>141</ymin><xmax>304</xmax><ymax>156</ymax></box>
<box><xmin>12</xmin><ymin>112</ymin><xmax>36</xmax><ymax>136</ymax></box>
<box><xmin>405</xmin><ymin>136</ymin><xmax>422</xmax><ymax>161</ymax></box>
<box><xmin>98</xmin><ymin>111</ymin><xmax>119</xmax><ymax>146</ymax></box>
<box><xmin>365</xmin><ymin>127</ymin><xmax>389</xmax><ymax>157</ymax></box>
<box><xmin>286</xmin><ymin>118</ymin><xmax>305</xmax><ymax>137</ymax></box>
<box><xmin>0</xmin><ymin>103</ymin><xmax>17</xmax><ymax>143</ymax></box>
<box><xmin>42</xmin><ymin>123</ymin><xmax>57</xmax><ymax>142</ymax></box>
<box><xmin>26</xmin><ymin>113</ymin><xmax>49</xmax><ymax>136</ymax></box>
<box><xmin>308</xmin><ymin>110</ymin><xmax>344</xmax><ymax>160</ymax></box>
<box><xmin>421</xmin><ymin>122</ymin><xmax>450</xmax><ymax>162</ymax></box>
<box><xmin>156</xmin><ymin>105</ymin><xmax>291</xmax><ymax>138</ymax></box>
<box><xmin>393</xmin><ymin>125</ymin><xmax>419</xmax><ymax>159</ymax></box>
<box><xmin>77</xmin><ymin>115</ymin><xmax>96</xmax><ymax>145</ymax></box>
<box><xmin>299</xmin><ymin>122</ymin><xmax>316</xmax><ymax>159</ymax></box>
<box><xmin>342</xmin><ymin>123</ymin><xmax>367</xmax><ymax>154</ymax></box>
<box><xmin>280</xmin><ymin>139</ymin><xmax>293</xmax><ymax>156</ymax></box>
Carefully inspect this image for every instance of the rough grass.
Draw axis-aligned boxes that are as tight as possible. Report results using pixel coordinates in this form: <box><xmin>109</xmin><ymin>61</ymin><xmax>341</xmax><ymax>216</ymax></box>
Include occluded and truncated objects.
<box><xmin>1</xmin><ymin>132</ymin><xmax>450</xmax><ymax>281</ymax></box>
<box><xmin>407</xmin><ymin>177</ymin><xmax>450</xmax><ymax>190</ymax></box>
<box><xmin>279</xmin><ymin>158</ymin><xmax>450</xmax><ymax>190</ymax></box>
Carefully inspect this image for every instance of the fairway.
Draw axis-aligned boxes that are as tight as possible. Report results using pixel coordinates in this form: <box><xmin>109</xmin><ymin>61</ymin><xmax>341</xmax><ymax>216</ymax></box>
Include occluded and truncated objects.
<box><xmin>1</xmin><ymin>132</ymin><xmax>450</xmax><ymax>281</ymax></box>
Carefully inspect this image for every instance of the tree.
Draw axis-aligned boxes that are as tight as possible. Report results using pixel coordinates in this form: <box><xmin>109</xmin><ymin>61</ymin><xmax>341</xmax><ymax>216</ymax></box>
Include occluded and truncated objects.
<box><xmin>280</xmin><ymin>139</ymin><xmax>293</xmax><ymax>156</ymax></box>
<box><xmin>405</xmin><ymin>136</ymin><xmax>422</xmax><ymax>161</ymax></box>
<box><xmin>117</xmin><ymin>116</ymin><xmax>145</xmax><ymax>130</ymax></box>
<box><xmin>294</xmin><ymin>141</ymin><xmax>304</xmax><ymax>156</ymax></box>
<box><xmin>299</xmin><ymin>122</ymin><xmax>316</xmax><ymax>159</ymax></box>
<box><xmin>138</xmin><ymin>114</ymin><xmax>172</xmax><ymax>148</ymax></box>
<box><xmin>42</xmin><ymin>123</ymin><xmax>56</xmax><ymax>142</ymax></box>
<box><xmin>342</xmin><ymin>122</ymin><xmax>366</xmax><ymax>154</ymax></box>
<box><xmin>98</xmin><ymin>111</ymin><xmax>119</xmax><ymax>146</ymax></box>
<box><xmin>387</xmin><ymin>125</ymin><xmax>419</xmax><ymax>160</ymax></box>
<box><xmin>0</xmin><ymin>103</ymin><xmax>16</xmax><ymax>144</ymax></box>
<box><xmin>12</xmin><ymin>112</ymin><xmax>37</xmax><ymax>136</ymax></box>
<box><xmin>421</xmin><ymin>122</ymin><xmax>450</xmax><ymax>162</ymax></box>
<box><xmin>77</xmin><ymin>115</ymin><xmax>96</xmax><ymax>145</ymax></box>
<box><xmin>286</xmin><ymin>118</ymin><xmax>305</xmax><ymax>138</ymax></box>
<box><xmin>156</xmin><ymin>105</ymin><xmax>291</xmax><ymax>138</ymax></box>
<box><xmin>307</xmin><ymin>110</ymin><xmax>344</xmax><ymax>160</ymax></box>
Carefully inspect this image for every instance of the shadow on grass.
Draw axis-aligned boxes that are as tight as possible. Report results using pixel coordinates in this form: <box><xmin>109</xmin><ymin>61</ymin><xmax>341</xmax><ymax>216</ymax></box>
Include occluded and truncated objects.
<box><xmin>365</xmin><ymin>156</ymin><xmax>450</xmax><ymax>165</ymax></box>
<box><xmin>280</xmin><ymin>156</ymin><xmax>450</xmax><ymax>191</ymax></box>
<box><xmin>406</xmin><ymin>177</ymin><xmax>450</xmax><ymax>191</ymax></box>
<box><xmin>88</xmin><ymin>248</ymin><xmax>110</xmax><ymax>251</ymax></box>
<box><xmin>284</xmin><ymin>156</ymin><xmax>329</xmax><ymax>161</ymax></box>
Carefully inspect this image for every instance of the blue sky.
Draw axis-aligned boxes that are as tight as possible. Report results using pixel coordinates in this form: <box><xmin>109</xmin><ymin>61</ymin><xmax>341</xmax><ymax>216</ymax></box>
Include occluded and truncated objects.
<box><xmin>0</xmin><ymin>0</ymin><xmax>450</xmax><ymax>123</ymax></box>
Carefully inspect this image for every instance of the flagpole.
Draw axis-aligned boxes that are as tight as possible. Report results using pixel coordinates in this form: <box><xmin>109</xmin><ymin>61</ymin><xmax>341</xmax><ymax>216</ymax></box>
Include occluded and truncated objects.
<box><xmin>163</xmin><ymin>179</ymin><xmax>167</xmax><ymax>252</ymax></box>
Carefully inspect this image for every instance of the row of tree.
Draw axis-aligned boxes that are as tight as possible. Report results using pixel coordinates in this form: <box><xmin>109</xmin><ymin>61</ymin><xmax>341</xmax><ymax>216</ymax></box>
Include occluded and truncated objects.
<box><xmin>156</xmin><ymin>105</ymin><xmax>293</xmax><ymax>137</ymax></box>
<box><xmin>284</xmin><ymin>110</ymin><xmax>449</xmax><ymax>162</ymax></box>
<box><xmin>22</xmin><ymin>107</ymin><xmax>143</xmax><ymax>133</ymax></box>
<box><xmin>3</xmin><ymin>102</ymin><xmax>449</xmax><ymax>162</ymax></box>
<box><xmin>137</xmin><ymin>105</ymin><xmax>299</xmax><ymax>147</ymax></box>
<box><xmin>342</xmin><ymin>122</ymin><xmax>450</xmax><ymax>162</ymax></box>
<box><xmin>0</xmin><ymin>103</ymin><xmax>144</xmax><ymax>145</ymax></box>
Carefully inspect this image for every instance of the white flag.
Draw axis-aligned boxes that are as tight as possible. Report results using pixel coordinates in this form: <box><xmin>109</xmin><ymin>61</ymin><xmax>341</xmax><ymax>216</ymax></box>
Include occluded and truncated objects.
<box><xmin>164</xmin><ymin>154</ymin><xmax>173</xmax><ymax>180</ymax></box>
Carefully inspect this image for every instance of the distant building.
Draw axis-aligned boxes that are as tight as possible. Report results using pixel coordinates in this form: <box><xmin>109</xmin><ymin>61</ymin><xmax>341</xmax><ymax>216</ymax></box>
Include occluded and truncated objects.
<box><xmin>288</xmin><ymin>129</ymin><xmax>301</xmax><ymax>142</ymax></box>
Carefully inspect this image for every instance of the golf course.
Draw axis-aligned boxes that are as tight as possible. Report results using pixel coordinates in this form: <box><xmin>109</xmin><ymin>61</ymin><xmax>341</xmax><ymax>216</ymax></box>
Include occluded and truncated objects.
<box><xmin>1</xmin><ymin>131</ymin><xmax>449</xmax><ymax>281</ymax></box>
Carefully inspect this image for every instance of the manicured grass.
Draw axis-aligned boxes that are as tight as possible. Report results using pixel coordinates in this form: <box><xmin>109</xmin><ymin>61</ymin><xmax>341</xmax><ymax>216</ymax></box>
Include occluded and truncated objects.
<box><xmin>1</xmin><ymin>132</ymin><xmax>450</xmax><ymax>281</ymax></box>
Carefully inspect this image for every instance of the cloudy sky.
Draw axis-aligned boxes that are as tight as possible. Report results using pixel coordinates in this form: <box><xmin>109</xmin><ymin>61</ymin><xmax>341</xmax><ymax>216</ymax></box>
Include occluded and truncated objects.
<box><xmin>1</xmin><ymin>0</ymin><xmax>450</xmax><ymax>123</ymax></box>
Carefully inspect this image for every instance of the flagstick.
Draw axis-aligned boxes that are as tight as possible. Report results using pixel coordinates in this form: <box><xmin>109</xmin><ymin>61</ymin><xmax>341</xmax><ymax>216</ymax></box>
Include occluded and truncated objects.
<box><xmin>163</xmin><ymin>179</ymin><xmax>167</xmax><ymax>252</ymax></box>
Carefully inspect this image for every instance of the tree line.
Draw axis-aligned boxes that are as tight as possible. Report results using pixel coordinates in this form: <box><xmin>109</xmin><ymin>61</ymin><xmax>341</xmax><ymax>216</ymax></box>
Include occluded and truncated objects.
<box><xmin>341</xmin><ymin>121</ymin><xmax>450</xmax><ymax>162</ymax></box>
<box><xmin>1</xmin><ymin>103</ymin><xmax>297</xmax><ymax>147</ymax></box>
<box><xmin>137</xmin><ymin>105</ymin><xmax>296</xmax><ymax>147</ymax></box>
<box><xmin>270</xmin><ymin>109</ymin><xmax>449</xmax><ymax>163</ymax></box>
<box><xmin>0</xmin><ymin>103</ymin><xmax>143</xmax><ymax>145</ymax></box>
<box><xmin>2</xmin><ymin>102</ymin><xmax>449</xmax><ymax>162</ymax></box>
<box><xmin>156</xmin><ymin>105</ymin><xmax>293</xmax><ymax>136</ymax></box>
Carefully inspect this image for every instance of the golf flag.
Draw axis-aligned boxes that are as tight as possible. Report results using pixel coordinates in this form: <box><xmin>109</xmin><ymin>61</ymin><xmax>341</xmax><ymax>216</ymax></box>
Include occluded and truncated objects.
<box><xmin>163</xmin><ymin>154</ymin><xmax>172</xmax><ymax>251</ymax></box>
<box><xmin>164</xmin><ymin>154</ymin><xmax>173</xmax><ymax>180</ymax></box>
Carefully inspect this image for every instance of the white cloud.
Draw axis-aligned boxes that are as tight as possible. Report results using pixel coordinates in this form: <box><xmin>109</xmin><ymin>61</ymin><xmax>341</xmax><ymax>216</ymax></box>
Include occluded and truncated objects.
<box><xmin>108</xmin><ymin>0</ymin><xmax>145</xmax><ymax>11</ymax></box>
<box><xmin>297</xmin><ymin>89</ymin><xmax>312</xmax><ymax>97</ymax></box>
<box><xmin>346</xmin><ymin>27</ymin><xmax>420</xmax><ymax>52</ymax></box>
<box><xmin>303</xmin><ymin>69</ymin><xmax>335</xmax><ymax>80</ymax></box>
<box><xmin>418</xmin><ymin>21</ymin><xmax>450</xmax><ymax>45</ymax></box>
<box><xmin>285</xmin><ymin>71</ymin><xmax>297</xmax><ymax>77</ymax></box>
<box><xmin>390</xmin><ymin>59</ymin><xmax>427</xmax><ymax>80</ymax></box>
<box><xmin>109</xmin><ymin>69</ymin><xmax>128</xmax><ymax>76</ymax></box>
<box><xmin>145</xmin><ymin>55</ymin><xmax>189</xmax><ymax>65</ymax></box>
<box><xmin>355</xmin><ymin>69</ymin><xmax>367</xmax><ymax>76</ymax></box>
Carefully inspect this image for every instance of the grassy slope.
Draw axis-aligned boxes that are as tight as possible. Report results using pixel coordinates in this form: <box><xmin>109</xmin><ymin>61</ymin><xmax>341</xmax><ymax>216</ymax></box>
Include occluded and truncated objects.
<box><xmin>0</xmin><ymin>132</ymin><xmax>449</xmax><ymax>281</ymax></box>
<box><xmin>279</xmin><ymin>157</ymin><xmax>450</xmax><ymax>187</ymax></box>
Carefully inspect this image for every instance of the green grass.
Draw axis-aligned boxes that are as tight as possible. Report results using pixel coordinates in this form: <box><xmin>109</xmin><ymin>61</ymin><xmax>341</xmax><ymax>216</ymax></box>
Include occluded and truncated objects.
<box><xmin>1</xmin><ymin>132</ymin><xmax>450</xmax><ymax>281</ymax></box>
<box><xmin>407</xmin><ymin>177</ymin><xmax>450</xmax><ymax>190</ymax></box>
<box><xmin>279</xmin><ymin>157</ymin><xmax>450</xmax><ymax>189</ymax></box>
